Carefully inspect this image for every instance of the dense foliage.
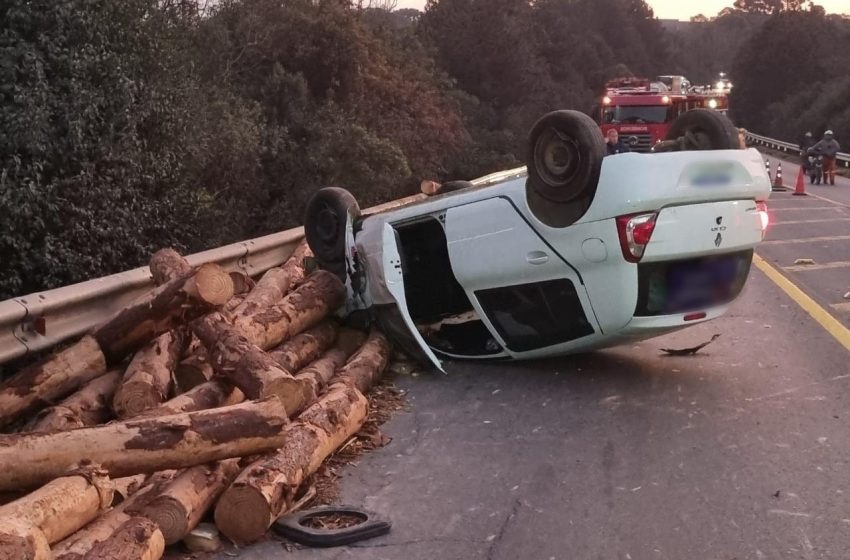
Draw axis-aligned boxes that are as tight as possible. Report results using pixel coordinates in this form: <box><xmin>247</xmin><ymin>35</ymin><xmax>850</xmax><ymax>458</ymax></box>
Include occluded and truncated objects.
<box><xmin>1</xmin><ymin>0</ymin><xmax>848</xmax><ymax>299</ymax></box>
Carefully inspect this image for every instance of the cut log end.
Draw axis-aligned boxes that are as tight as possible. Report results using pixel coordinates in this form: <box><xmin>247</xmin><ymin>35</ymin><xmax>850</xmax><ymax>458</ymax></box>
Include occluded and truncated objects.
<box><xmin>143</xmin><ymin>495</ymin><xmax>187</xmax><ymax>546</ymax></box>
<box><xmin>190</xmin><ymin>264</ymin><xmax>235</xmax><ymax>306</ymax></box>
<box><xmin>112</xmin><ymin>380</ymin><xmax>167</xmax><ymax>419</ymax></box>
<box><xmin>265</xmin><ymin>377</ymin><xmax>313</xmax><ymax>417</ymax></box>
<box><xmin>0</xmin><ymin>523</ymin><xmax>50</xmax><ymax>560</ymax></box>
<box><xmin>213</xmin><ymin>485</ymin><xmax>273</xmax><ymax>545</ymax></box>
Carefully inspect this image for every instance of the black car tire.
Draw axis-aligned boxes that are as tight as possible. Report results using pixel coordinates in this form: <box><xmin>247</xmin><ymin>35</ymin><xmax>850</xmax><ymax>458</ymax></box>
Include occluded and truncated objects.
<box><xmin>304</xmin><ymin>187</ymin><xmax>360</xmax><ymax>277</ymax></box>
<box><xmin>525</xmin><ymin>110</ymin><xmax>605</xmax><ymax>228</ymax></box>
<box><xmin>664</xmin><ymin>109</ymin><xmax>739</xmax><ymax>151</ymax></box>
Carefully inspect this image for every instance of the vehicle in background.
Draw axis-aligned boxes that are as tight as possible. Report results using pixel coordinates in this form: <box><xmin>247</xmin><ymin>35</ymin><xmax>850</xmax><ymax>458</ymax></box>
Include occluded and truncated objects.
<box><xmin>594</xmin><ymin>75</ymin><xmax>730</xmax><ymax>152</ymax></box>
<box><xmin>305</xmin><ymin>109</ymin><xmax>770</xmax><ymax>370</ymax></box>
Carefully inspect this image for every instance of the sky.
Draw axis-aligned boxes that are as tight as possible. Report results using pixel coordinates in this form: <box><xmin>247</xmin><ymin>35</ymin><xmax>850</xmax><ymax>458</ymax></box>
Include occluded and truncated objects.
<box><xmin>393</xmin><ymin>0</ymin><xmax>850</xmax><ymax>20</ymax></box>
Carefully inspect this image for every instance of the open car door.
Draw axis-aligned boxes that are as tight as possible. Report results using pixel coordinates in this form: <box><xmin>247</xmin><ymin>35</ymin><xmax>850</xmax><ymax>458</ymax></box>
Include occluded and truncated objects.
<box><xmin>381</xmin><ymin>223</ymin><xmax>445</xmax><ymax>372</ymax></box>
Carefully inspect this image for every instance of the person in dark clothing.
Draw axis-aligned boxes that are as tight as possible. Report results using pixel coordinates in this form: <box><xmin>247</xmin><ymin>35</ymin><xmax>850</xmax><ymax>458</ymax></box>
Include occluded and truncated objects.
<box><xmin>800</xmin><ymin>131</ymin><xmax>815</xmax><ymax>168</ymax></box>
<box><xmin>812</xmin><ymin>130</ymin><xmax>841</xmax><ymax>185</ymax></box>
<box><xmin>605</xmin><ymin>129</ymin><xmax>630</xmax><ymax>156</ymax></box>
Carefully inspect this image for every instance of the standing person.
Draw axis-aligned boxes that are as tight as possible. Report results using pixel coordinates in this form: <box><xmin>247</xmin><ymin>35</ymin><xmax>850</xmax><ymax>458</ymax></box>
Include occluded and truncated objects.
<box><xmin>605</xmin><ymin>129</ymin><xmax>630</xmax><ymax>156</ymax></box>
<box><xmin>738</xmin><ymin>128</ymin><xmax>748</xmax><ymax>149</ymax></box>
<box><xmin>799</xmin><ymin>131</ymin><xmax>815</xmax><ymax>167</ymax></box>
<box><xmin>812</xmin><ymin>130</ymin><xmax>841</xmax><ymax>185</ymax></box>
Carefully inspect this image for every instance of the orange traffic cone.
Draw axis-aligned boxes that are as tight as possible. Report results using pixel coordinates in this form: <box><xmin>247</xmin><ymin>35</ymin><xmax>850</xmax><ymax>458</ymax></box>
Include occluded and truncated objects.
<box><xmin>773</xmin><ymin>161</ymin><xmax>785</xmax><ymax>189</ymax></box>
<box><xmin>793</xmin><ymin>165</ymin><xmax>807</xmax><ymax>196</ymax></box>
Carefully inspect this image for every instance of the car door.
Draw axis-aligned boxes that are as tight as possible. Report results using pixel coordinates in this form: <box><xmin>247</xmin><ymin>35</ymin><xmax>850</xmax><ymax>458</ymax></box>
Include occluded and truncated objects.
<box><xmin>381</xmin><ymin>223</ymin><xmax>445</xmax><ymax>371</ymax></box>
<box><xmin>444</xmin><ymin>197</ymin><xmax>600</xmax><ymax>358</ymax></box>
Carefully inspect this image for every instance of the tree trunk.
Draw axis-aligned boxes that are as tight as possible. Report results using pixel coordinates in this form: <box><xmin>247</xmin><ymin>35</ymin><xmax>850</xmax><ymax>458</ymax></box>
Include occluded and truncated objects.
<box><xmin>214</xmin><ymin>384</ymin><xmax>369</xmax><ymax>544</ymax></box>
<box><xmin>0</xmin><ymin>336</ymin><xmax>107</xmax><ymax>429</ymax></box>
<box><xmin>81</xmin><ymin>517</ymin><xmax>165</xmax><ymax>560</ymax></box>
<box><xmin>267</xmin><ymin>321</ymin><xmax>339</xmax><ymax>373</ymax></box>
<box><xmin>174</xmin><ymin>353</ymin><xmax>214</xmax><ymax>393</ymax></box>
<box><xmin>139</xmin><ymin>459</ymin><xmax>241</xmax><ymax>545</ymax></box>
<box><xmin>192</xmin><ymin>316</ymin><xmax>311</xmax><ymax>416</ymax></box>
<box><xmin>137</xmin><ymin>380</ymin><xmax>244</xmax><ymax>418</ymax></box>
<box><xmin>333</xmin><ymin>330</ymin><xmax>392</xmax><ymax>394</ymax></box>
<box><xmin>232</xmin><ymin>267</ymin><xmax>292</xmax><ymax>320</ymax></box>
<box><xmin>231</xmin><ymin>270</ymin><xmax>345</xmax><ymax>350</ymax></box>
<box><xmin>24</xmin><ymin>369</ymin><xmax>122</xmax><ymax>432</ymax></box>
<box><xmin>149</xmin><ymin>249</ymin><xmax>192</xmax><ymax>287</ymax></box>
<box><xmin>292</xmin><ymin>329</ymin><xmax>367</xmax><ymax>416</ymax></box>
<box><xmin>112</xmin><ymin>475</ymin><xmax>148</xmax><ymax>505</ymax></box>
<box><xmin>92</xmin><ymin>263</ymin><xmax>234</xmax><ymax>363</ymax></box>
<box><xmin>0</xmin><ymin>399</ymin><xmax>288</xmax><ymax>491</ymax></box>
<box><xmin>280</xmin><ymin>240</ymin><xmax>313</xmax><ymax>289</ymax></box>
<box><xmin>0</xmin><ymin>521</ymin><xmax>50</xmax><ymax>560</ymax></box>
<box><xmin>0</xmin><ymin>466</ymin><xmax>112</xmax><ymax>558</ymax></box>
<box><xmin>113</xmin><ymin>330</ymin><xmax>188</xmax><ymax>419</ymax></box>
<box><xmin>53</xmin><ymin>472</ymin><xmax>176</xmax><ymax>560</ymax></box>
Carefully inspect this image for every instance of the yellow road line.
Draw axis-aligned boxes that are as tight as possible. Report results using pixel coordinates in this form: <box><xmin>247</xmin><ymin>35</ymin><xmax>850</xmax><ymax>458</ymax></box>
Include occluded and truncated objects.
<box><xmin>785</xmin><ymin>261</ymin><xmax>850</xmax><ymax>272</ymax></box>
<box><xmin>753</xmin><ymin>254</ymin><xmax>850</xmax><ymax>354</ymax></box>
<box><xmin>761</xmin><ymin>235</ymin><xmax>850</xmax><ymax>245</ymax></box>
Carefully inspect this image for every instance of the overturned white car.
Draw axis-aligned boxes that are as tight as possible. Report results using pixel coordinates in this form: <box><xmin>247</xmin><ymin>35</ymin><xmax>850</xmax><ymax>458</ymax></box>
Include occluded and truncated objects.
<box><xmin>305</xmin><ymin>110</ymin><xmax>770</xmax><ymax>370</ymax></box>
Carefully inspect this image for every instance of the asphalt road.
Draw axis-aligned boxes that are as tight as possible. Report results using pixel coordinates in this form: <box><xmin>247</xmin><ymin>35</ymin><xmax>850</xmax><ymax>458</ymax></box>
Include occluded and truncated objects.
<box><xmin>209</xmin><ymin>153</ymin><xmax>850</xmax><ymax>560</ymax></box>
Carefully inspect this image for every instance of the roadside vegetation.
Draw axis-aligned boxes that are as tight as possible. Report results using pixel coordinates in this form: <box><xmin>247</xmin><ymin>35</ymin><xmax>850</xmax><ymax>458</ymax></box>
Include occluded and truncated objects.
<box><xmin>1</xmin><ymin>0</ymin><xmax>848</xmax><ymax>299</ymax></box>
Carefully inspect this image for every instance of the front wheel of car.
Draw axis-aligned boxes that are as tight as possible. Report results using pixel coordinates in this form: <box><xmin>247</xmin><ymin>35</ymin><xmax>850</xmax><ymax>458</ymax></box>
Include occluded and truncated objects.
<box><xmin>525</xmin><ymin>110</ymin><xmax>605</xmax><ymax>228</ymax></box>
<box><xmin>304</xmin><ymin>187</ymin><xmax>360</xmax><ymax>279</ymax></box>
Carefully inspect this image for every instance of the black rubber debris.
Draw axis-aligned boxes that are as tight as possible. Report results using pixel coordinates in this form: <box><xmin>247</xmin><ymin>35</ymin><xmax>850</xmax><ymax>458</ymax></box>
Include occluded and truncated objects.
<box><xmin>273</xmin><ymin>505</ymin><xmax>391</xmax><ymax>548</ymax></box>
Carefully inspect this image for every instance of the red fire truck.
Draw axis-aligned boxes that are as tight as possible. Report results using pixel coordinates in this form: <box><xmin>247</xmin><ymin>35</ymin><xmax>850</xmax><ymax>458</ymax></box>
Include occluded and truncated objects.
<box><xmin>595</xmin><ymin>76</ymin><xmax>730</xmax><ymax>152</ymax></box>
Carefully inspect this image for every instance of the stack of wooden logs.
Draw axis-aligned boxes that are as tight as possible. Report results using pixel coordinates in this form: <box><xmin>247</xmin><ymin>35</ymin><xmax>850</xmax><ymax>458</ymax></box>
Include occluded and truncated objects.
<box><xmin>0</xmin><ymin>243</ymin><xmax>393</xmax><ymax>559</ymax></box>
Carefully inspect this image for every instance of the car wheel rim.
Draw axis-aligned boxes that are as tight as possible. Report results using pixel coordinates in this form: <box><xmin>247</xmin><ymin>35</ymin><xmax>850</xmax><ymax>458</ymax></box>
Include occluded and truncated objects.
<box><xmin>534</xmin><ymin>128</ymin><xmax>581</xmax><ymax>187</ymax></box>
<box><xmin>316</xmin><ymin>206</ymin><xmax>339</xmax><ymax>244</ymax></box>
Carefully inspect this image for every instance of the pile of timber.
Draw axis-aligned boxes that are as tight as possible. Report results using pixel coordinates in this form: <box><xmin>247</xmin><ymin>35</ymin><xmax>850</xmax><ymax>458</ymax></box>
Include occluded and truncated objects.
<box><xmin>0</xmin><ymin>244</ymin><xmax>394</xmax><ymax>559</ymax></box>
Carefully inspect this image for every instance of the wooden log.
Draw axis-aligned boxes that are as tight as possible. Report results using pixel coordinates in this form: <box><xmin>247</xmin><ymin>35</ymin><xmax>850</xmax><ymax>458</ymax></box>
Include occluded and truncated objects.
<box><xmin>0</xmin><ymin>521</ymin><xmax>50</xmax><ymax>560</ymax></box>
<box><xmin>24</xmin><ymin>369</ymin><xmax>122</xmax><ymax>432</ymax></box>
<box><xmin>333</xmin><ymin>330</ymin><xmax>392</xmax><ymax>394</ymax></box>
<box><xmin>214</xmin><ymin>383</ymin><xmax>369</xmax><ymax>544</ymax></box>
<box><xmin>92</xmin><ymin>263</ymin><xmax>234</xmax><ymax>363</ymax></box>
<box><xmin>82</xmin><ymin>517</ymin><xmax>165</xmax><ymax>560</ymax></box>
<box><xmin>267</xmin><ymin>321</ymin><xmax>339</xmax><ymax>373</ymax></box>
<box><xmin>280</xmin><ymin>240</ymin><xmax>313</xmax><ymax>289</ymax></box>
<box><xmin>139</xmin><ymin>459</ymin><xmax>241</xmax><ymax>545</ymax></box>
<box><xmin>231</xmin><ymin>270</ymin><xmax>345</xmax><ymax>350</ymax></box>
<box><xmin>113</xmin><ymin>330</ymin><xmax>188</xmax><ymax>419</ymax></box>
<box><xmin>0</xmin><ymin>466</ymin><xmax>112</xmax><ymax>558</ymax></box>
<box><xmin>174</xmin><ymin>353</ymin><xmax>214</xmax><ymax>393</ymax></box>
<box><xmin>292</xmin><ymin>329</ymin><xmax>367</xmax><ymax>416</ymax></box>
<box><xmin>53</xmin><ymin>472</ymin><xmax>176</xmax><ymax>560</ymax></box>
<box><xmin>137</xmin><ymin>380</ymin><xmax>244</xmax><ymax>418</ymax></box>
<box><xmin>193</xmin><ymin>316</ymin><xmax>311</xmax><ymax>415</ymax></box>
<box><xmin>0</xmin><ymin>336</ymin><xmax>107</xmax><ymax>429</ymax></box>
<box><xmin>0</xmin><ymin>399</ymin><xmax>288</xmax><ymax>491</ymax></box>
<box><xmin>149</xmin><ymin>249</ymin><xmax>192</xmax><ymax>286</ymax></box>
<box><xmin>232</xmin><ymin>267</ymin><xmax>292</xmax><ymax>320</ymax></box>
<box><xmin>112</xmin><ymin>475</ymin><xmax>148</xmax><ymax>505</ymax></box>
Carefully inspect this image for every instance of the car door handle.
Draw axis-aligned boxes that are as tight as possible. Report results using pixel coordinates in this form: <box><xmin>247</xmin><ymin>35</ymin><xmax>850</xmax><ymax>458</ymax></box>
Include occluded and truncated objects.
<box><xmin>526</xmin><ymin>251</ymin><xmax>549</xmax><ymax>265</ymax></box>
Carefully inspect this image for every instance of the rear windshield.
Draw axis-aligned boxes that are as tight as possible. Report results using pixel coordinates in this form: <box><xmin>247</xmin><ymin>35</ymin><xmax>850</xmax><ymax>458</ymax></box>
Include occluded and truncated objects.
<box><xmin>602</xmin><ymin>105</ymin><xmax>670</xmax><ymax>124</ymax></box>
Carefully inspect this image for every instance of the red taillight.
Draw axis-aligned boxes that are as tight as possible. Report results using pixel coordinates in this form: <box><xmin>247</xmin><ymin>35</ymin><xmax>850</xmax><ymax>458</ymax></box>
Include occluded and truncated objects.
<box><xmin>756</xmin><ymin>201</ymin><xmax>769</xmax><ymax>232</ymax></box>
<box><xmin>616</xmin><ymin>212</ymin><xmax>658</xmax><ymax>263</ymax></box>
<box><xmin>684</xmin><ymin>312</ymin><xmax>707</xmax><ymax>322</ymax></box>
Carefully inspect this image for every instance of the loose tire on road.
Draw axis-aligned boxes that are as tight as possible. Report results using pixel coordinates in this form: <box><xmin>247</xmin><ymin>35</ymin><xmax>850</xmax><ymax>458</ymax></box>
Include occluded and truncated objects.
<box><xmin>305</xmin><ymin>187</ymin><xmax>360</xmax><ymax>279</ymax></box>
<box><xmin>525</xmin><ymin>110</ymin><xmax>605</xmax><ymax>228</ymax></box>
<box><xmin>664</xmin><ymin>109</ymin><xmax>739</xmax><ymax>151</ymax></box>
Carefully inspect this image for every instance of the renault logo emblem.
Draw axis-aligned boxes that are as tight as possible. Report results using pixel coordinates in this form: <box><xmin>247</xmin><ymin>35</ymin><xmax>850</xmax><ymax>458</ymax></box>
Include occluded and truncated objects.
<box><xmin>715</xmin><ymin>233</ymin><xmax>723</xmax><ymax>247</ymax></box>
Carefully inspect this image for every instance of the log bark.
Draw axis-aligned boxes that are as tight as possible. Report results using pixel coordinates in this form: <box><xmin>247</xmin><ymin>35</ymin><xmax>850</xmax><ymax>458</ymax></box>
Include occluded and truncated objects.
<box><xmin>113</xmin><ymin>330</ymin><xmax>188</xmax><ymax>419</ymax></box>
<box><xmin>174</xmin><ymin>353</ymin><xmax>214</xmax><ymax>393</ymax></box>
<box><xmin>149</xmin><ymin>249</ymin><xmax>192</xmax><ymax>286</ymax></box>
<box><xmin>193</xmin><ymin>316</ymin><xmax>311</xmax><ymax>416</ymax></box>
<box><xmin>0</xmin><ymin>521</ymin><xmax>50</xmax><ymax>560</ymax></box>
<box><xmin>214</xmin><ymin>383</ymin><xmax>369</xmax><ymax>544</ymax></box>
<box><xmin>292</xmin><ymin>329</ymin><xmax>367</xmax><ymax>416</ymax></box>
<box><xmin>0</xmin><ymin>336</ymin><xmax>107</xmax><ymax>429</ymax></box>
<box><xmin>232</xmin><ymin>267</ymin><xmax>292</xmax><ymax>320</ymax></box>
<box><xmin>333</xmin><ymin>330</ymin><xmax>392</xmax><ymax>394</ymax></box>
<box><xmin>137</xmin><ymin>380</ymin><xmax>244</xmax><ymax>418</ymax></box>
<box><xmin>231</xmin><ymin>270</ymin><xmax>345</xmax><ymax>350</ymax></box>
<box><xmin>53</xmin><ymin>472</ymin><xmax>176</xmax><ymax>560</ymax></box>
<box><xmin>112</xmin><ymin>475</ymin><xmax>148</xmax><ymax>505</ymax></box>
<box><xmin>267</xmin><ymin>321</ymin><xmax>339</xmax><ymax>373</ymax></box>
<box><xmin>24</xmin><ymin>369</ymin><xmax>122</xmax><ymax>432</ymax></box>
<box><xmin>92</xmin><ymin>263</ymin><xmax>234</xmax><ymax>363</ymax></box>
<box><xmin>280</xmin><ymin>240</ymin><xmax>313</xmax><ymax>289</ymax></box>
<box><xmin>81</xmin><ymin>517</ymin><xmax>165</xmax><ymax>560</ymax></box>
<box><xmin>0</xmin><ymin>399</ymin><xmax>288</xmax><ymax>491</ymax></box>
<box><xmin>139</xmin><ymin>459</ymin><xmax>241</xmax><ymax>545</ymax></box>
<box><xmin>0</xmin><ymin>466</ymin><xmax>112</xmax><ymax>558</ymax></box>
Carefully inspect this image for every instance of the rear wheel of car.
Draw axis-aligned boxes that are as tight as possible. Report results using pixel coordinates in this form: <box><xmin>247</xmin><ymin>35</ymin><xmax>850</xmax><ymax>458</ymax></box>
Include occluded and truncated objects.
<box><xmin>525</xmin><ymin>110</ymin><xmax>605</xmax><ymax>228</ymax></box>
<box><xmin>304</xmin><ymin>187</ymin><xmax>360</xmax><ymax>278</ymax></box>
<box><xmin>664</xmin><ymin>109</ymin><xmax>739</xmax><ymax>150</ymax></box>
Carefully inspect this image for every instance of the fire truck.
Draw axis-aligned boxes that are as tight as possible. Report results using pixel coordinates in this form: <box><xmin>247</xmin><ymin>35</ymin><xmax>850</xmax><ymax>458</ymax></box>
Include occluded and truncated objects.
<box><xmin>594</xmin><ymin>75</ymin><xmax>730</xmax><ymax>152</ymax></box>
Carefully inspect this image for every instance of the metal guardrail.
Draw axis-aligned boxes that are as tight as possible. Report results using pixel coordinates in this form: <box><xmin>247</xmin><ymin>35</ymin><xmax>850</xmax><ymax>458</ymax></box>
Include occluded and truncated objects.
<box><xmin>746</xmin><ymin>132</ymin><xmax>850</xmax><ymax>168</ymax></box>
<box><xmin>0</xmin><ymin>194</ymin><xmax>424</xmax><ymax>366</ymax></box>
